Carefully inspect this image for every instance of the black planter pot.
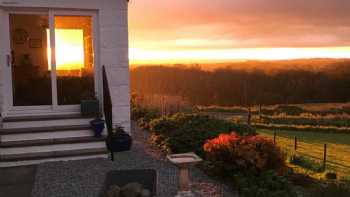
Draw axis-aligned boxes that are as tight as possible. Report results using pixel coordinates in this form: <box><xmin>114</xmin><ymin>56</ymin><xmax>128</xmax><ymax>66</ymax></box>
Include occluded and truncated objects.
<box><xmin>90</xmin><ymin>119</ymin><xmax>105</xmax><ymax>137</ymax></box>
<box><xmin>107</xmin><ymin>132</ymin><xmax>132</xmax><ymax>152</ymax></box>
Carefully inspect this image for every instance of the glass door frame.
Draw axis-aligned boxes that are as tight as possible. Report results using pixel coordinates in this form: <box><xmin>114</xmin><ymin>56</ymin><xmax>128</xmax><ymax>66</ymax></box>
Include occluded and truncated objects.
<box><xmin>3</xmin><ymin>8</ymin><xmax>99</xmax><ymax>115</ymax></box>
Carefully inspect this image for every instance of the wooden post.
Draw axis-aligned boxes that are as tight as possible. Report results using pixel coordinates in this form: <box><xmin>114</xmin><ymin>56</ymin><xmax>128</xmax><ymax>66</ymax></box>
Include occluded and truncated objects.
<box><xmin>259</xmin><ymin>104</ymin><xmax>262</xmax><ymax>119</ymax></box>
<box><xmin>294</xmin><ymin>137</ymin><xmax>297</xmax><ymax>151</ymax></box>
<box><xmin>162</xmin><ymin>96</ymin><xmax>165</xmax><ymax>116</ymax></box>
<box><xmin>273</xmin><ymin>132</ymin><xmax>276</xmax><ymax>144</ymax></box>
<box><xmin>323</xmin><ymin>144</ymin><xmax>327</xmax><ymax>170</ymax></box>
<box><xmin>247</xmin><ymin>107</ymin><xmax>251</xmax><ymax>126</ymax></box>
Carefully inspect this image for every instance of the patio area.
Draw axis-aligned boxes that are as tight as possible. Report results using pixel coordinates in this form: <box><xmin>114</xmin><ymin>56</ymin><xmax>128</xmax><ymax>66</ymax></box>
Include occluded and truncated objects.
<box><xmin>0</xmin><ymin>123</ymin><xmax>238</xmax><ymax>197</ymax></box>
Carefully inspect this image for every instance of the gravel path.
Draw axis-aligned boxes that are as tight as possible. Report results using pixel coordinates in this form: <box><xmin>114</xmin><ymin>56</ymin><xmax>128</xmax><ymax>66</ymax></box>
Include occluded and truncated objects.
<box><xmin>31</xmin><ymin>123</ymin><xmax>238</xmax><ymax>197</ymax></box>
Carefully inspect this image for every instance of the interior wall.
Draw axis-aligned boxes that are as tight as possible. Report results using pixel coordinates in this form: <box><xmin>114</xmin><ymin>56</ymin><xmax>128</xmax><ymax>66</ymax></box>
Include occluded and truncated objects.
<box><xmin>9</xmin><ymin>14</ymin><xmax>49</xmax><ymax>77</ymax></box>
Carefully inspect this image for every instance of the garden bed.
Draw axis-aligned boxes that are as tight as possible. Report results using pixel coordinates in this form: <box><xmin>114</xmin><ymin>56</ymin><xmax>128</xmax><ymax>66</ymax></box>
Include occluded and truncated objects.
<box><xmin>131</xmin><ymin>102</ymin><xmax>350</xmax><ymax>197</ymax></box>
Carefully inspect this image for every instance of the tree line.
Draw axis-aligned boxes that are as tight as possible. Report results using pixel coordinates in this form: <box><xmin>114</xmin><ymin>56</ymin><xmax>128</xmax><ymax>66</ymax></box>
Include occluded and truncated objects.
<box><xmin>130</xmin><ymin>61</ymin><xmax>350</xmax><ymax>106</ymax></box>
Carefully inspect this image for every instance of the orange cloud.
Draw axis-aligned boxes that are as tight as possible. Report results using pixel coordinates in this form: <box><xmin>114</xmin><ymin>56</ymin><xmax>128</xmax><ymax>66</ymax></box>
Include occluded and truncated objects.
<box><xmin>128</xmin><ymin>0</ymin><xmax>350</xmax><ymax>63</ymax></box>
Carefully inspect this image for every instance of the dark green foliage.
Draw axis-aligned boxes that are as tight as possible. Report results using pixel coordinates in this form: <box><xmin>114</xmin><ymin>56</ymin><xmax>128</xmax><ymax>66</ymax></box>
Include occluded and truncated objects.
<box><xmin>131</xmin><ymin>101</ymin><xmax>160</xmax><ymax>130</ymax></box>
<box><xmin>231</xmin><ymin>124</ymin><xmax>256</xmax><ymax>135</ymax></box>
<box><xmin>259</xmin><ymin>115</ymin><xmax>350</xmax><ymax>128</ymax></box>
<box><xmin>131</xmin><ymin>106</ymin><xmax>159</xmax><ymax>122</ymax></box>
<box><xmin>288</xmin><ymin>173</ymin><xmax>317</xmax><ymax>188</ymax></box>
<box><xmin>342</xmin><ymin>176</ymin><xmax>350</xmax><ymax>184</ymax></box>
<box><xmin>199</xmin><ymin>106</ymin><xmax>248</xmax><ymax>114</ymax></box>
<box><xmin>325</xmin><ymin>172</ymin><xmax>337</xmax><ymax>180</ymax></box>
<box><xmin>310</xmin><ymin>183</ymin><xmax>350</xmax><ymax>197</ymax></box>
<box><xmin>275</xmin><ymin>105</ymin><xmax>305</xmax><ymax>116</ymax></box>
<box><xmin>255</xmin><ymin>123</ymin><xmax>350</xmax><ymax>133</ymax></box>
<box><xmin>342</xmin><ymin>106</ymin><xmax>350</xmax><ymax>114</ymax></box>
<box><xmin>135</xmin><ymin>108</ymin><xmax>297</xmax><ymax>196</ymax></box>
<box><xmin>259</xmin><ymin>108</ymin><xmax>275</xmax><ymax>115</ymax></box>
<box><xmin>148</xmin><ymin>113</ymin><xmax>253</xmax><ymax>156</ymax></box>
<box><xmin>289</xmin><ymin>154</ymin><xmax>324</xmax><ymax>172</ymax></box>
<box><xmin>232</xmin><ymin>171</ymin><xmax>297</xmax><ymax>197</ymax></box>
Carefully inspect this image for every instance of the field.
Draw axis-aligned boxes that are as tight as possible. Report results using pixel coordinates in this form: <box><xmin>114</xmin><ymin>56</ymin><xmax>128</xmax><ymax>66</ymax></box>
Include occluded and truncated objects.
<box><xmin>259</xmin><ymin>129</ymin><xmax>350</xmax><ymax>177</ymax></box>
<box><xmin>198</xmin><ymin>103</ymin><xmax>350</xmax><ymax>178</ymax></box>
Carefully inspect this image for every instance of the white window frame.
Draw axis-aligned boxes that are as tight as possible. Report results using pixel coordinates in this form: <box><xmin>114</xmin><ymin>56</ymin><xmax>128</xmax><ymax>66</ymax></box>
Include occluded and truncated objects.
<box><xmin>2</xmin><ymin>8</ymin><xmax>99</xmax><ymax>116</ymax></box>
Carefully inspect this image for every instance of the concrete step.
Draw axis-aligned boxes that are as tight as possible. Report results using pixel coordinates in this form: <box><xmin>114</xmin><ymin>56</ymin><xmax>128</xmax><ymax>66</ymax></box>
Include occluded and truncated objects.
<box><xmin>0</xmin><ymin>147</ymin><xmax>108</xmax><ymax>161</ymax></box>
<box><xmin>0</xmin><ymin>141</ymin><xmax>106</xmax><ymax>155</ymax></box>
<box><xmin>0</xmin><ymin>125</ymin><xmax>91</xmax><ymax>135</ymax></box>
<box><xmin>2</xmin><ymin>118</ymin><xmax>93</xmax><ymax>129</ymax></box>
<box><xmin>0</xmin><ymin>136</ymin><xmax>106</xmax><ymax>148</ymax></box>
<box><xmin>1</xmin><ymin>129</ymin><xmax>103</xmax><ymax>142</ymax></box>
<box><xmin>0</xmin><ymin>114</ymin><xmax>108</xmax><ymax>167</ymax></box>
<box><xmin>0</xmin><ymin>148</ymin><xmax>109</xmax><ymax>167</ymax></box>
<box><xmin>2</xmin><ymin>113</ymin><xmax>87</xmax><ymax>122</ymax></box>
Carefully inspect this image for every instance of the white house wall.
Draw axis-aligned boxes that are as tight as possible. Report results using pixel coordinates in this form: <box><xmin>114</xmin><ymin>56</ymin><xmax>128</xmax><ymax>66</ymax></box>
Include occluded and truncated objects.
<box><xmin>0</xmin><ymin>0</ymin><xmax>131</xmax><ymax>133</ymax></box>
<box><xmin>0</xmin><ymin>8</ymin><xmax>4</xmax><ymax>117</ymax></box>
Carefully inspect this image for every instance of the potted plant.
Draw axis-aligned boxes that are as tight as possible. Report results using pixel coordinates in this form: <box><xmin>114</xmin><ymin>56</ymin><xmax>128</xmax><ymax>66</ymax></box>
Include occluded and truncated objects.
<box><xmin>107</xmin><ymin>125</ymin><xmax>132</xmax><ymax>152</ymax></box>
<box><xmin>90</xmin><ymin>113</ymin><xmax>105</xmax><ymax>137</ymax></box>
<box><xmin>81</xmin><ymin>91</ymin><xmax>100</xmax><ymax>117</ymax></box>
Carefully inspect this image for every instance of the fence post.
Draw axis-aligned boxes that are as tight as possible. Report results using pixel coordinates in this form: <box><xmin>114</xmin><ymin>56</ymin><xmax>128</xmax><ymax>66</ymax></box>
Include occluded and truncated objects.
<box><xmin>294</xmin><ymin>137</ymin><xmax>297</xmax><ymax>151</ymax></box>
<box><xmin>323</xmin><ymin>144</ymin><xmax>327</xmax><ymax>170</ymax></box>
<box><xmin>273</xmin><ymin>132</ymin><xmax>276</xmax><ymax>144</ymax></box>
<box><xmin>247</xmin><ymin>107</ymin><xmax>251</xmax><ymax>126</ymax></box>
<box><xmin>259</xmin><ymin>104</ymin><xmax>262</xmax><ymax>119</ymax></box>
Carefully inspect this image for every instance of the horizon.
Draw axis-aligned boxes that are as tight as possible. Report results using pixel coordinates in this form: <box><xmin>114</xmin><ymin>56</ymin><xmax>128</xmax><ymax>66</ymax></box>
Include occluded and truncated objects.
<box><xmin>130</xmin><ymin>57</ymin><xmax>350</xmax><ymax>67</ymax></box>
<box><xmin>128</xmin><ymin>0</ymin><xmax>350</xmax><ymax>64</ymax></box>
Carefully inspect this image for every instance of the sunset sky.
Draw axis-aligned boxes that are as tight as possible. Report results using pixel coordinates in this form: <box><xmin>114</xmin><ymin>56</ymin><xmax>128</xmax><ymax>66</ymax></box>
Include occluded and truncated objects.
<box><xmin>128</xmin><ymin>0</ymin><xmax>350</xmax><ymax>64</ymax></box>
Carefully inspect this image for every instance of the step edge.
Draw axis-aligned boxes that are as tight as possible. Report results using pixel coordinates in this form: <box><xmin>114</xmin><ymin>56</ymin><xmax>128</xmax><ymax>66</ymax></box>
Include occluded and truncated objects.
<box><xmin>0</xmin><ymin>148</ymin><xmax>108</xmax><ymax>162</ymax></box>
<box><xmin>0</xmin><ymin>154</ymin><xmax>109</xmax><ymax>167</ymax></box>
<box><xmin>2</xmin><ymin>113</ymin><xmax>92</xmax><ymax>122</ymax></box>
<box><xmin>0</xmin><ymin>125</ymin><xmax>92</xmax><ymax>135</ymax></box>
<box><xmin>0</xmin><ymin>136</ymin><xmax>106</xmax><ymax>148</ymax></box>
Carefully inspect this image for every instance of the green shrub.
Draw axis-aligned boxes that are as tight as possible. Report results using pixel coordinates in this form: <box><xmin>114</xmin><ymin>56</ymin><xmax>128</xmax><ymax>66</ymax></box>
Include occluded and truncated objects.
<box><xmin>197</xmin><ymin>106</ymin><xmax>248</xmax><ymax>114</ymax></box>
<box><xmin>260</xmin><ymin>108</ymin><xmax>275</xmax><ymax>116</ymax></box>
<box><xmin>149</xmin><ymin>134</ymin><xmax>171</xmax><ymax>153</ymax></box>
<box><xmin>148</xmin><ymin>113</ymin><xmax>252</xmax><ymax>155</ymax></box>
<box><xmin>149</xmin><ymin>113</ymin><xmax>191</xmax><ymax>135</ymax></box>
<box><xmin>231</xmin><ymin>124</ymin><xmax>256</xmax><ymax>135</ymax></box>
<box><xmin>204</xmin><ymin>133</ymin><xmax>296</xmax><ymax>197</ymax></box>
<box><xmin>254</xmin><ymin>123</ymin><xmax>350</xmax><ymax>133</ymax></box>
<box><xmin>204</xmin><ymin>132</ymin><xmax>286</xmax><ymax>176</ymax></box>
<box><xmin>233</xmin><ymin>171</ymin><xmax>297</xmax><ymax>197</ymax></box>
<box><xmin>288</xmin><ymin>173</ymin><xmax>317</xmax><ymax>187</ymax></box>
<box><xmin>132</xmin><ymin>106</ymin><xmax>160</xmax><ymax>130</ymax></box>
<box><xmin>324</xmin><ymin>172</ymin><xmax>337</xmax><ymax>180</ymax></box>
<box><xmin>341</xmin><ymin>176</ymin><xmax>350</xmax><ymax>184</ymax></box>
<box><xmin>289</xmin><ymin>154</ymin><xmax>324</xmax><ymax>172</ymax></box>
<box><xmin>342</xmin><ymin>106</ymin><xmax>350</xmax><ymax>114</ymax></box>
<box><xmin>310</xmin><ymin>182</ymin><xmax>350</xmax><ymax>197</ymax></box>
<box><xmin>275</xmin><ymin>105</ymin><xmax>305</xmax><ymax>116</ymax></box>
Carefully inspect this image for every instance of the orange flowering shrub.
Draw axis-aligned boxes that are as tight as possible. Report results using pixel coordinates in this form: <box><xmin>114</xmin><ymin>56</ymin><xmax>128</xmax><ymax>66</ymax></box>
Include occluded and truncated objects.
<box><xmin>204</xmin><ymin>132</ymin><xmax>286</xmax><ymax>175</ymax></box>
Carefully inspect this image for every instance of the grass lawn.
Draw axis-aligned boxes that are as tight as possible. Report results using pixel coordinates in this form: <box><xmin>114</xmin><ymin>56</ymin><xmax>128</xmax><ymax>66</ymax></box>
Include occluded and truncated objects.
<box><xmin>258</xmin><ymin>129</ymin><xmax>350</xmax><ymax>177</ymax></box>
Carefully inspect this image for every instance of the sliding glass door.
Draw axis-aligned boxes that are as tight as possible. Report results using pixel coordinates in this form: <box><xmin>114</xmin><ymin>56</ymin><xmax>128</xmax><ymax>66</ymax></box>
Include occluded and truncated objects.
<box><xmin>9</xmin><ymin>14</ymin><xmax>52</xmax><ymax>106</ymax></box>
<box><xmin>7</xmin><ymin>11</ymin><xmax>96</xmax><ymax>112</ymax></box>
<box><xmin>54</xmin><ymin>16</ymin><xmax>95</xmax><ymax>105</ymax></box>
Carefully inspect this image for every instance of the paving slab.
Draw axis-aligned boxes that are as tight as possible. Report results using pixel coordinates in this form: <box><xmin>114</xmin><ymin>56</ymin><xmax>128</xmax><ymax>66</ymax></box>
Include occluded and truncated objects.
<box><xmin>0</xmin><ymin>165</ymin><xmax>36</xmax><ymax>197</ymax></box>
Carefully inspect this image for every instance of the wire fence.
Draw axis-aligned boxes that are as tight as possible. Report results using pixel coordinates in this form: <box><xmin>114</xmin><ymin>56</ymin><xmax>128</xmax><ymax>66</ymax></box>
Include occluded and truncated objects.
<box><xmin>203</xmin><ymin>111</ymin><xmax>350</xmax><ymax>176</ymax></box>
<box><xmin>261</xmin><ymin>132</ymin><xmax>350</xmax><ymax>176</ymax></box>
